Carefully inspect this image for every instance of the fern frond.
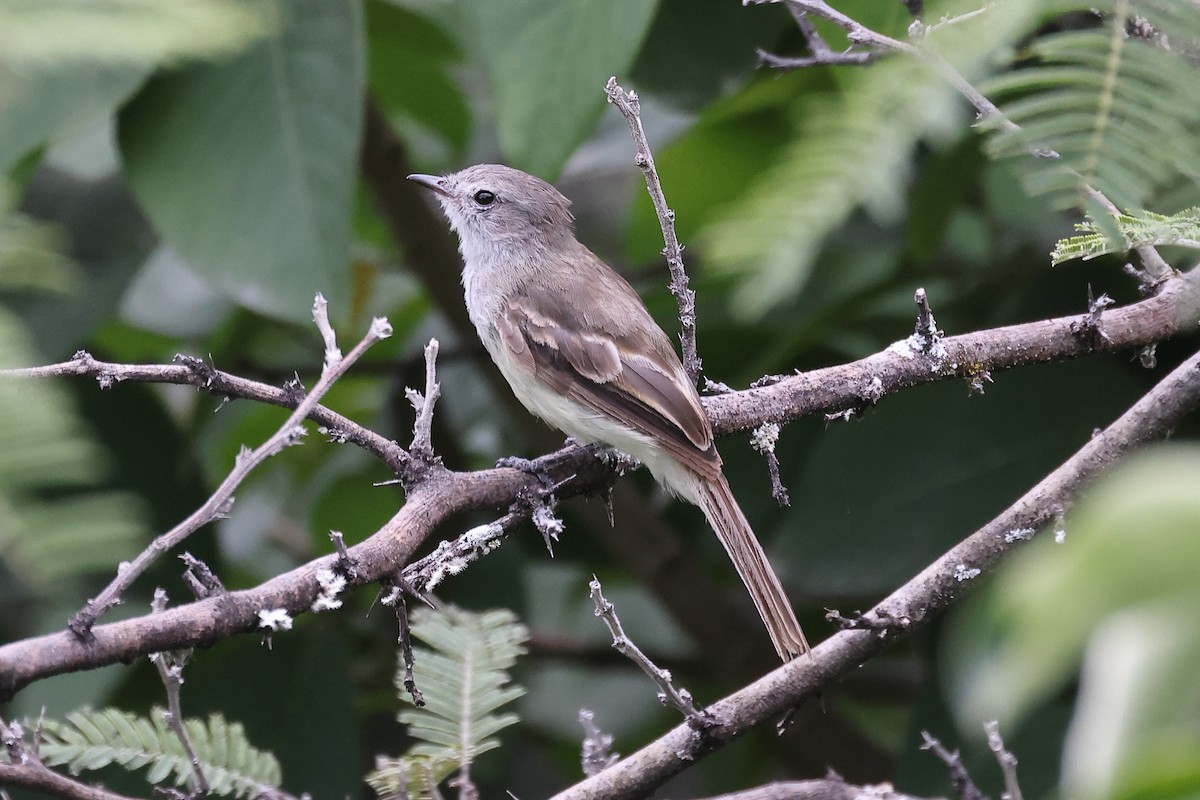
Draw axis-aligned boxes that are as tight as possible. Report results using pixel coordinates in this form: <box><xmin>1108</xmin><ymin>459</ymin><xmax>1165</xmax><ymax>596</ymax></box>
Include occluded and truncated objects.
<box><xmin>36</xmin><ymin>708</ymin><xmax>281</xmax><ymax>799</ymax></box>
<box><xmin>0</xmin><ymin>311</ymin><xmax>147</xmax><ymax>589</ymax></box>
<box><xmin>1051</xmin><ymin>207</ymin><xmax>1200</xmax><ymax>264</ymax></box>
<box><xmin>700</xmin><ymin>0</ymin><xmax>1042</xmax><ymax>318</ymax></box>
<box><xmin>984</xmin><ymin>0</ymin><xmax>1200</xmax><ymax>209</ymax></box>
<box><xmin>366</xmin><ymin>606</ymin><xmax>528</xmax><ymax>800</ymax></box>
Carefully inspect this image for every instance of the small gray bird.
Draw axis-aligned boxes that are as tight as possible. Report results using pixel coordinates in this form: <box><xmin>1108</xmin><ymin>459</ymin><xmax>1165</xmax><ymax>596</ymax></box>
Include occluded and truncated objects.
<box><xmin>409</xmin><ymin>164</ymin><xmax>808</xmax><ymax>660</ymax></box>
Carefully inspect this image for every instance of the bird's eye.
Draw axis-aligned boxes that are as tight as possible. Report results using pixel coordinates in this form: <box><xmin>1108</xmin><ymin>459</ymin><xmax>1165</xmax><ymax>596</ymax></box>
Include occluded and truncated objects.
<box><xmin>473</xmin><ymin>190</ymin><xmax>496</xmax><ymax>206</ymax></box>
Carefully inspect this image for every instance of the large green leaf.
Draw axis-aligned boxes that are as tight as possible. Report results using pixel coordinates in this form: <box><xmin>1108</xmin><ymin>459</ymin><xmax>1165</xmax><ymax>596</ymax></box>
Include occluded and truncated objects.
<box><xmin>0</xmin><ymin>0</ymin><xmax>270</xmax><ymax>65</ymax></box>
<box><xmin>118</xmin><ymin>0</ymin><xmax>365</xmax><ymax>323</ymax></box>
<box><xmin>0</xmin><ymin>63</ymin><xmax>149</xmax><ymax>172</ymax></box>
<box><xmin>465</xmin><ymin>0</ymin><xmax>659</xmax><ymax>179</ymax></box>
<box><xmin>943</xmin><ymin>446</ymin><xmax>1200</xmax><ymax>800</ymax></box>
<box><xmin>366</xmin><ymin>0</ymin><xmax>468</xmax><ymax>161</ymax></box>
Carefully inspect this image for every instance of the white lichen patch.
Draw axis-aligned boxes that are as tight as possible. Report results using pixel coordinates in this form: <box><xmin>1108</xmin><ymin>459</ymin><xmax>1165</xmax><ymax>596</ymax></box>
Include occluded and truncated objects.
<box><xmin>953</xmin><ymin>563</ymin><xmax>981</xmax><ymax>582</ymax></box>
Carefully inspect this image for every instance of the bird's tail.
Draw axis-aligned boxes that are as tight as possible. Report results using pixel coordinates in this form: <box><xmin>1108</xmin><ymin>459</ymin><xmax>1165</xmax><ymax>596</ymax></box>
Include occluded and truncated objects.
<box><xmin>695</xmin><ymin>473</ymin><xmax>809</xmax><ymax>661</ymax></box>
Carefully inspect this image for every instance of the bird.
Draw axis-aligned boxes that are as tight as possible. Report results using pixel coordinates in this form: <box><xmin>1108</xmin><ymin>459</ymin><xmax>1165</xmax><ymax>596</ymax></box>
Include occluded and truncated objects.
<box><xmin>408</xmin><ymin>164</ymin><xmax>808</xmax><ymax>660</ymax></box>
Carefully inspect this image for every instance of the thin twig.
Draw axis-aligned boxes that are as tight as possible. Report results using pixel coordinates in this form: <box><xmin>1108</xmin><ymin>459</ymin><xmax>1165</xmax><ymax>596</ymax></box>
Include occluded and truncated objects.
<box><xmin>149</xmin><ymin>590</ymin><xmax>209</xmax><ymax>797</ymax></box>
<box><xmin>750</xmin><ymin>423</ymin><xmax>790</xmax><ymax>506</ymax></box>
<box><xmin>920</xmin><ymin>732</ymin><xmax>986</xmax><ymax>800</ymax></box>
<box><xmin>984</xmin><ymin>721</ymin><xmax>1023</xmax><ymax>800</ymax></box>
<box><xmin>393</xmin><ymin>586</ymin><xmax>424</xmax><ymax>707</ymax></box>
<box><xmin>589</xmin><ymin>577</ymin><xmax>716</xmax><ymax>730</ymax></box>
<box><xmin>0</xmin><ymin>353</ymin><xmax>408</xmax><ymax>473</ymax></box>
<box><xmin>313</xmin><ymin>293</ymin><xmax>343</xmax><ymax>372</ymax></box>
<box><xmin>605</xmin><ymin>77</ymin><xmax>701</xmax><ymax>385</ymax></box>
<box><xmin>407</xmin><ymin>339</ymin><xmax>441</xmax><ymax>462</ymax></box>
<box><xmin>66</xmin><ymin>308</ymin><xmax>392</xmax><ymax>637</ymax></box>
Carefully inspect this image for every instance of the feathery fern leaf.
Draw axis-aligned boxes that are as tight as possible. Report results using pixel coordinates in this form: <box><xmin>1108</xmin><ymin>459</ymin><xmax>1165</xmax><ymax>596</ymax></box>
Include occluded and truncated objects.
<box><xmin>366</xmin><ymin>606</ymin><xmax>528</xmax><ymax>800</ymax></box>
<box><xmin>0</xmin><ymin>311</ymin><xmax>147</xmax><ymax>589</ymax></box>
<box><xmin>984</xmin><ymin>0</ymin><xmax>1200</xmax><ymax>209</ymax></box>
<box><xmin>36</xmin><ymin>708</ymin><xmax>281</xmax><ymax>798</ymax></box>
<box><xmin>1051</xmin><ymin>207</ymin><xmax>1200</xmax><ymax>264</ymax></box>
<box><xmin>700</xmin><ymin>0</ymin><xmax>1041</xmax><ymax>318</ymax></box>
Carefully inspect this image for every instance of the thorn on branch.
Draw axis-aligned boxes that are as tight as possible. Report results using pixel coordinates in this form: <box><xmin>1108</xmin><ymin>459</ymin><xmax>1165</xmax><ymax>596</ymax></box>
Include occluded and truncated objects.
<box><xmin>329</xmin><ymin>530</ymin><xmax>360</xmax><ymax>582</ymax></box>
<box><xmin>172</xmin><ymin>353</ymin><xmax>219</xmax><ymax>391</ymax></box>
<box><xmin>913</xmin><ymin>288</ymin><xmax>943</xmax><ymax>352</ymax></box>
<box><xmin>825</xmin><ymin>608</ymin><xmax>911</xmax><ymax>636</ymax></box>
<box><xmin>179</xmin><ymin>553</ymin><xmax>225</xmax><ymax>600</ymax></box>
<box><xmin>1070</xmin><ymin>285</ymin><xmax>1115</xmax><ymax>349</ymax></box>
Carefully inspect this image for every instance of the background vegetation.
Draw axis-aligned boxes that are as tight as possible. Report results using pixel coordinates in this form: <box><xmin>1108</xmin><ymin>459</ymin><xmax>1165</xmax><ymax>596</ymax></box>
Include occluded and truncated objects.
<box><xmin>1</xmin><ymin>0</ymin><xmax>1198</xmax><ymax>798</ymax></box>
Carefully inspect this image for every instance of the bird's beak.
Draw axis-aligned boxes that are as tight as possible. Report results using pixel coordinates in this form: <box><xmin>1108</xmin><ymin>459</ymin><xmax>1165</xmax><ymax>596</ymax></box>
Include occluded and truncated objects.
<box><xmin>406</xmin><ymin>173</ymin><xmax>449</xmax><ymax>196</ymax></box>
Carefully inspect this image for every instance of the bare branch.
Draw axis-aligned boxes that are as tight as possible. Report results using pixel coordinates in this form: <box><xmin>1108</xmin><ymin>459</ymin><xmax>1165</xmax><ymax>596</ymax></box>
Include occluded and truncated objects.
<box><xmin>920</xmin><ymin>732</ymin><xmax>986</xmax><ymax>800</ymax></box>
<box><xmin>696</xmin><ymin>778</ymin><xmax>944</xmax><ymax>800</ymax></box>
<box><xmin>407</xmin><ymin>338</ymin><xmax>442</xmax><ymax>462</ymax></box>
<box><xmin>67</xmin><ymin>307</ymin><xmax>393</xmax><ymax>636</ymax></box>
<box><xmin>984</xmin><ymin>721</ymin><xmax>1024</xmax><ymax>800</ymax></box>
<box><xmin>550</xmin><ymin>345</ymin><xmax>1200</xmax><ymax>798</ymax></box>
<box><xmin>149</xmin><ymin>591</ymin><xmax>209</xmax><ymax>797</ymax></box>
<box><xmin>0</xmin><ymin>352</ymin><xmax>409</xmax><ymax>473</ymax></box>
<box><xmin>589</xmin><ymin>577</ymin><xmax>715</xmax><ymax>730</ymax></box>
<box><xmin>605</xmin><ymin>77</ymin><xmax>701</xmax><ymax>385</ymax></box>
<box><xmin>0</xmin><ymin>273</ymin><xmax>1196</xmax><ymax>699</ymax></box>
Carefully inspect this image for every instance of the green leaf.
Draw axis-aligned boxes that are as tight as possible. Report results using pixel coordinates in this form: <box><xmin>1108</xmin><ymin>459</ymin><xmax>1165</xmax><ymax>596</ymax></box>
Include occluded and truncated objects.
<box><xmin>0</xmin><ymin>62</ymin><xmax>149</xmax><ymax>172</ymax></box>
<box><xmin>37</xmin><ymin>708</ymin><xmax>282</xmax><ymax>799</ymax></box>
<box><xmin>0</xmin><ymin>0</ymin><xmax>271</xmax><ymax>66</ymax></box>
<box><xmin>1051</xmin><ymin>207</ymin><xmax>1200</xmax><ymax>264</ymax></box>
<box><xmin>944</xmin><ymin>445</ymin><xmax>1200</xmax><ymax>734</ymax></box>
<box><xmin>366</xmin><ymin>0</ymin><xmax>468</xmax><ymax>159</ymax></box>
<box><xmin>366</xmin><ymin>606</ymin><xmax>528</xmax><ymax>800</ymax></box>
<box><xmin>118</xmin><ymin>0</ymin><xmax>365</xmax><ymax>323</ymax></box>
<box><xmin>983</xmin><ymin>0</ymin><xmax>1200</xmax><ymax>209</ymax></box>
<box><xmin>0</xmin><ymin>310</ymin><xmax>148</xmax><ymax>591</ymax></box>
<box><xmin>465</xmin><ymin>0</ymin><xmax>659</xmax><ymax>178</ymax></box>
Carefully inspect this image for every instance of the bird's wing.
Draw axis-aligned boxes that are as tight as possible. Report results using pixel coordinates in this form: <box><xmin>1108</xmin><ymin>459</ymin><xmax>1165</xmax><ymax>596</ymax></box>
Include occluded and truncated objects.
<box><xmin>495</xmin><ymin>292</ymin><xmax>720</xmax><ymax>478</ymax></box>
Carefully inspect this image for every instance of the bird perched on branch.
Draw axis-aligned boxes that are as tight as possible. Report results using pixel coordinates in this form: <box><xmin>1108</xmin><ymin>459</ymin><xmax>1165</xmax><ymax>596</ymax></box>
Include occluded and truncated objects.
<box><xmin>409</xmin><ymin>164</ymin><xmax>808</xmax><ymax>661</ymax></box>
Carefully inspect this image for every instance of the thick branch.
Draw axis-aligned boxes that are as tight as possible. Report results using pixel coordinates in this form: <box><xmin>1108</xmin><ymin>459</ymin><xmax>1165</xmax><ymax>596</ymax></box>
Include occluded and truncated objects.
<box><xmin>706</xmin><ymin>270</ymin><xmax>1199</xmax><ymax>433</ymax></box>
<box><xmin>0</xmin><ymin>270</ymin><xmax>1195</xmax><ymax>697</ymax></box>
<box><xmin>550</xmin><ymin>345</ymin><xmax>1200</xmax><ymax>798</ymax></box>
<box><xmin>697</xmin><ymin>780</ymin><xmax>942</xmax><ymax>800</ymax></box>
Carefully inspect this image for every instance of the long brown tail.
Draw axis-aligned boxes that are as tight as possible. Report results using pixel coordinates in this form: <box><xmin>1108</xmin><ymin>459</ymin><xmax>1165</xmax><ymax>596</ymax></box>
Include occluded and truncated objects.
<box><xmin>696</xmin><ymin>473</ymin><xmax>809</xmax><ymax>661</ymax></box>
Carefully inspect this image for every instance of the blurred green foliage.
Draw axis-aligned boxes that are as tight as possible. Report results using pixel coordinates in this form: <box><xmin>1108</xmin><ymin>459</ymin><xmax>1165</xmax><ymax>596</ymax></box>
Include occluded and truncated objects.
<box><xmin>1</xmin><ymin>0</ymin><xmax>1198</xmax><ymax>798</ymax></box>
